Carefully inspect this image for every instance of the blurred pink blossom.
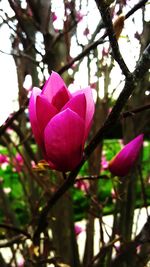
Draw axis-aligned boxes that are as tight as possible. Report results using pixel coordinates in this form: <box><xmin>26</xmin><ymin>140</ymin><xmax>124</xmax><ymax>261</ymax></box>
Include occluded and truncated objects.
<box><xmin>65</xmin><ymin>2</ymin><xmax>75</xmax><ymax>10</ymax></box>
<box><xmin>31</xmin><ymin>160</ymin><xmax>36</xmax><ymax>168</ymax></box>
<box><xmin>76</xmin><ymin>11</ymin><xmax>84</xmax><ymax>22</ymax></box>
<box><xmin>90</xmin><ymin>82</ymin><xmax>97</xmax><ymax>89</ymax></box>
<box><xmin>134</xmin><ymin>31</ymin><xmax>141</xmax><ymax>41</ymax></box>
<box><xmin>17</xmin><ymin>257</ymin><xmax>25</xmax><ymax>267</ymax></box>
<box><xmin>52</xmin><ymin>12</ymin><xmax>57</xmax><ymax>22</ymax></box>
<box><xmin>74</xmin><ymin>223</ymin><xmax>84</xmax><ymax>236</ymax></box>
<box><xmin>74</xmin><ymin>180</ymin><xmax>89</xmax><ymax>192</ymax></box>
<box><xmin>0</xmin><ymin>154</ymin><xmax>8</xmax><ymax>164</ymax></box>
<box><xmin>102</xmin><ymin>47</ymin><xmax>109</xmax><ymax>57</ymax></box>
<box><xmin>83</xmin><ymin>27</ymin><xmax>90</xmax><ymax>36</ymax></box>
<box><xmin>111</xmin><ymin>188</ymin><xmax>118</xmax><ymax>201</ymax></box>
<box><xmin>100</xmin><ymin>154</ymin><xmax>108</xmax><ymax>171</ymax></box>
<box><xmin>13</xmin><ymin>153</ymin><xmax>24</xmax><ymax>173</ymax></box>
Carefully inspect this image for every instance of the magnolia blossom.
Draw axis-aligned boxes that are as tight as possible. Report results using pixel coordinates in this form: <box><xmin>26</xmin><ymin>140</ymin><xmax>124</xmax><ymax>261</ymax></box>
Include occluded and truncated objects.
<box><xmin>83</xmin><ymin>27</ymin><xmax>90</xmax><ymax>36</ymax></box>
<box><xmin>0</xmin><ymin>154</ymin><xmax>8</xmax><ymax>164</ymax></box>
<box><xmin>76</xmin><ymin>11</ymin><xmax>84</xmax><ymax>22</ymax></box>
<box><xmin>13</xmin><ymin>153</ymin><xmax>24</xmax><ymax>173</ymax></box>
<box><xmin>100</xmin><ymin>154</ymin><xmax>108</xmax><ymax>171</ymax></box>
<box><xmin>29</xmin><ymin>71</ymin><xmax>95</xmax><ymax>172</ymax></box>
<box><xmin>74</xmin><ymin>223</ymin><xmax>84</xmax><ymax>236</ymax></box>
<box><xmin>74</xmin><ymin>180</ymin><xmax>89</xmax><ymax>192</ymax></box>
<box><xmin>52</xmin><ymin>12</ymin><xmax>57</xmax><ymax>22</ymax></box>
<box><xmin>108</xmin><ymin>134</ymin><xmax>144</xmax><ymax>177</ymax></box>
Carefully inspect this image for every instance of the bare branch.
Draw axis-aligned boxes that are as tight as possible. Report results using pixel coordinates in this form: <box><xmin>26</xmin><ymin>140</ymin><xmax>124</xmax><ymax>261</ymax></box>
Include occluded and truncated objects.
<box><xmin>121</xmin><ymin>103</ymin><xmax>150</xmax><ymax>119</ymax></box>
<box><xmin>0</xmin><ymin>99</ymin><xmax>29</xmax><ymax>137</ymax></box>
<box><xmin>0</xmin><ymin>235</ymin><xmax>25</xmax><ymax>248</ymax></box>
<box><xmin>58</xmin><ymin>0</ymin><xmax>148</xmax><ymax>75</ymax></box>
<box><xmin>95</xmin><ymin>0</ymin><xmax>131</xmax><ymax>78</ymax></box>
<box><xmin>33</xmin><ymin>41</ymin><xmax>150</xmax><ymax>246</ymax></box>
<box><xmin>0</xmin><ymin>223</ymin><xmax>31</xmax><ymax>238</ymax></box>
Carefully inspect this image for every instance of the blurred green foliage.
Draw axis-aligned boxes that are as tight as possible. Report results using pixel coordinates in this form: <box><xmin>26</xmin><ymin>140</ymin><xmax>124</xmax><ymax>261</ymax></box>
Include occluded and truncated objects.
<box><xmin>0</xmin><ymin>139</ymin><xmax>150</xmax><ymax>224</ymax></box>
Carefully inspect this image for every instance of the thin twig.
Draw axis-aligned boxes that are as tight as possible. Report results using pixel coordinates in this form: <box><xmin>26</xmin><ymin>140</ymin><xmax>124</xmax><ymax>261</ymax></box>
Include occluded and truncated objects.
<box><xmin>121</xmin><ymin>103</ymin><xmax>150</xmax><ymax>119</ymax></box>
<box><xmin>0</xmin><ymin>49</ymin><xmax>40</xmax><ymax>65</ymax></box>
<box><xmin>87</xmin><ymin>237</ymin><xmax>120</xmax><ymax>267</ymax></box>
<box><xmin>0</xmin><ymin>223</ymin><xmax>31</xmax><ymax>238</ymax></box>
<box><xmin>95</xmin><ymin>0</ymin><xmax>131</xmax><ymax>78</ymax></box>
<box><xmin>58</xmin><ymin>0</ymin><xmax>148</xmax><ymax>75</ymax></box>
<box><xmin>58</xmin><ymin>36</ymin><xmax>106</xmax><ymax>75</ymax></box>
<box><xmin>76</xmin><ymin>174</ymin><xmax>109</xmax><ymax>181</ymax></box>
<box><xmin>125</xmin><ymin>0</ymin><xmax>149</xmax><ymax>20</ymax></box>
<box><xmin>0</xmin><ymin>235</ymin><xmax>26</xmax><ymax>248</ymax></box>
<box><xmin>0</xmin><ymin>99</ymin><xmax>29</xmax><ymax>137</ymax></box>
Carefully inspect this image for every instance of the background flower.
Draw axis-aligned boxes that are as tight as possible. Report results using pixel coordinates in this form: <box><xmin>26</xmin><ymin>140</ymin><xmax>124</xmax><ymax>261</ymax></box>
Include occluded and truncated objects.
<box><xmin>108</xmin><ymin>134</ymin><xmax>144</xmax><ymax>177</ymax></box>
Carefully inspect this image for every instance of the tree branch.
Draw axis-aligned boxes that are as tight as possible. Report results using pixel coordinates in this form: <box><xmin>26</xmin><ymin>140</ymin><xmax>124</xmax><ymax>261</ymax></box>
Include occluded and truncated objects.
<box><xmin>125</xmin><ymin>0</ymin><xmax>149</xmax><ymax>20</ymax></box>
<box><xmin>121</xmin><ymin>103</ymin><xmax>150</xmax><ymax>119</ymax></box>
<box><xmin>0</xmin><ymin>99</ymin><xmax>29</xmax><ymax>137</ymax></box>
<box><xmin>134</xmin><ymin>43</ymin><xmax>150</xmax><ymax>79</ymax></box>
<box><xmin>58</xmin><ymin>36</ymin><xmax>106</xmax><ymax>75</ymax></box>
<box><xmin>58</xmin><ymin>0</ymin><xmax>148</xmax><ymax>75</ymax></box>
<box><xmin>33</xmin><ymin>42</ymin><xmax>150</xmax><ymax>245</ymax></box>
<box><xmin>95</xmin><ymin>0</ymin><xmax>131</xmax><ymax>78</ymax></box>
<box><xmin>111</xmin><ymin>216</ymin><xmax>150</xmax><ymax>267</ymax></box>
<box><xmin>0</xmin><ymin>223</ymin><xmax>31</xmax><ymax>238</ymax></box>
<box><xmin>0</xmin><ymin>235</ymin><xmax>25</xmax><ymax>248</ymax></box>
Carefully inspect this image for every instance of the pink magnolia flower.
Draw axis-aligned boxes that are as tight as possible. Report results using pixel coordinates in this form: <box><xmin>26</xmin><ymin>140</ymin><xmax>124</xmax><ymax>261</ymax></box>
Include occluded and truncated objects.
<box><xmin>0</xmin><ymin>154</ymin><xmax>8</xmax><ymax>164</ymax></box>
<box><xmin>13</xmin><ymin>153</ymin><xmax>24</xmax><ymax>173</ymax></box>
<box><xmin>108</xmin><ymin>134</ymin><xmax>144</xmax><ymax>177</ymax></box>
<box><xmin>101</xmin><ymin>154</ymin><xmax>108</xmax><ymax>171</ymax></box>
<box><xmin>83</xmin><ymin>27</ymin><xmax>90</xmax><ymax>36</ymax></box>
<box><xmin>29</xmin><ymin>71</ymin><xmax>95</xmax><ymax>172</ymax></box>
<box><xmin>102</xmin><ymin>47</ymin><xmax>109</xmax><ymax>57</ymax></box>
<box><xmin>74</xmin><ymin>180</ymin><xmax>89</xmax><ymax>192</ymax></box>
<box><xmin>76</xmin><ymin>11</ymin><xmax>84</xmax><ymax>22</ymax></box>
<box><xmin>52</xmin><ymin>12</ymin><xmax>57</xmax><ymax>22</ymax></box>
<box><xmin>17</xmin><ymin>257</ymin><xmax>25</xmax><ymax>267</ymax></box>
<box><xmin>74</xmin><ymin>223</ymin><xmax>84</xmax><ymax>236</ymax></box>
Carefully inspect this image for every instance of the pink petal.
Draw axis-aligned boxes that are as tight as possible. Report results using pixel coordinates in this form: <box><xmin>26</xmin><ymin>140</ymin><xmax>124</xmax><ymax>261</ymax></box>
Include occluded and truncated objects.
<box><xmin>74</xmin><ymin>224</ymin><xmax>83</xmax><ymax>236</ymax></box>
<box><xmin>52</xmin><ymin>85</ymin><xmax>72</xmax><ymax>110</ymax></box>
<box><xmin>44</xmin><ymin>108</ymin><xmax>85</xmax><ymax>172</ymax></box>
<box><xmin>29</xmin><ymin>87</ymin><xmax>43</xmax><ymax>146</ymax></box>
<box><xmin>108</xmin><ymin>134</ymin><xmax>144</xmax><ymax>177</ymax></box>
<box><xmin>61</xmin><ymin>93</ymin><xmax>86</xmax><ymax>120</ymax></box>
<box><xmin>47</xmin><ymin>160</ymin><xmax>57</xmax><ymax>170</ymax></box>
<box><xmin>36</xmin><ymin>95</ymin><xmax>58</xmax><ymax>133</ymax></box>
<box><xmin>42</xmin><ymin>71</ymin><xmax>71</xmax><ymax>104</ymax></box>
<box><xmin>73</xmin><ymin>87</ymin><xmax>95</xmax><ymax>140</ymax></box>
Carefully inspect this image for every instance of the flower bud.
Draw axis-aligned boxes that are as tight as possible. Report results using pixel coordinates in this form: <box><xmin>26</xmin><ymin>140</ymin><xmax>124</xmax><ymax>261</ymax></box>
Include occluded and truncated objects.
<box><xmin>108</xmin><ymin>134</ymin><xmax>144</xmax><ymax>177</ymax></box>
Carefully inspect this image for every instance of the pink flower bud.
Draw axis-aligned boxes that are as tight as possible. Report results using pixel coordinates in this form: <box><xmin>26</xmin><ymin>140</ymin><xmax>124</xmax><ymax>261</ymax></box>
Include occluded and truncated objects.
<box><xmin>74</xmin><ymin>224</ymin><xmax>84</xmax><ymax>236</ymax></box>
<box><xmin>13</xmin><ymin>153</ymin><xmax>24</xmax><ymax>173</ymax></box>
<box><xmin>102</xmin><ymin>47</ymin><xmax>109</xmax><ymax>57</ymax></box>
<box><xmin>74</xmin><ymin>180</ymin><xmax>89</xmax><ymax>192</ymax></box>
<box><xmin>52</xmin><ymin>12</ymin><xmax>57</xmax><ymax>22</ymax></box>
<box><xmin>100</xmin><ymin>154</ymin><xmax>108</xmax><ymax>171</ymax></box>
<box><xmin>108</xmin><ymin>134</ymin><xmax>144</xmax><ymax>177</ymax></box>
<box><xmin>76</xmin><ymin>11</ymin><xmax>84</xmax><ymax>22</ymax></box>
<box><xmin>83</xmin><ymin>27</ymin><xmax>90</xmax><ymax>36</ymax></box>
<box><xmin>29</xmin><ymin>71</ymin><xmax>95</xmax><ymax>172</ymax></box>
<box><xmin>0</xmin><ymin>154</ymin><xmax>8</xmax><ymax>164</ymax></box>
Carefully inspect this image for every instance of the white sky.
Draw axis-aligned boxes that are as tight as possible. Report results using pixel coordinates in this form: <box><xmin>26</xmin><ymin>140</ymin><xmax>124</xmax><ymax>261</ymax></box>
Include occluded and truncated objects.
<box><xmin>0</xmin><ymin>23</ymin><xmax>18</xmax><ymax>126</ymax></box>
